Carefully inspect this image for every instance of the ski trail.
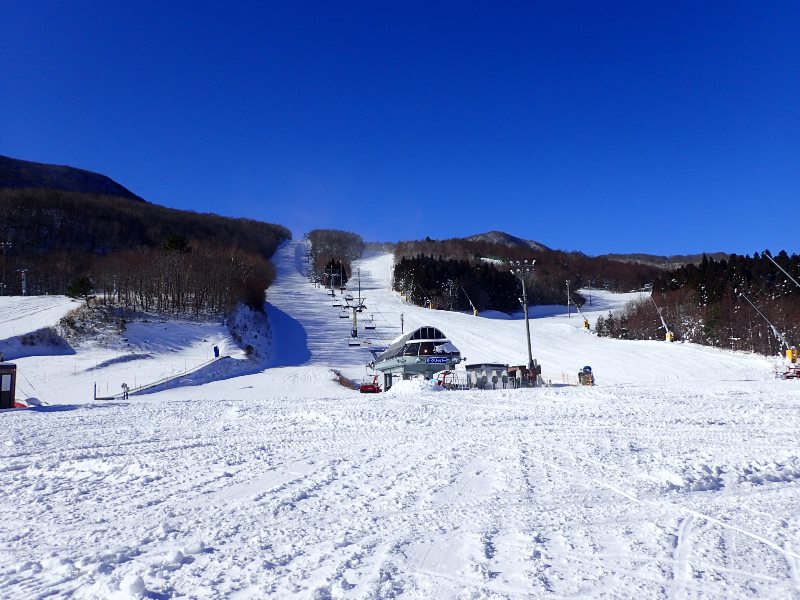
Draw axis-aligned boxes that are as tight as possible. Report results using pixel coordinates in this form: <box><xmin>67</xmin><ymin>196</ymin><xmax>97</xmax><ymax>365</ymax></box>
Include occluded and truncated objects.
<box><xmin>266</xmin><ymin>240</ymin><xmax>374</xmax><ymax>370</ymax></box>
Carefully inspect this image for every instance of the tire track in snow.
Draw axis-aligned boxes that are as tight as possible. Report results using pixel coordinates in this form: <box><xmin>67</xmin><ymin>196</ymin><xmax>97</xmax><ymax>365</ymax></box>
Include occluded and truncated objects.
<box><xmin>671</xmin><ymin>516</ymin><xmax>695</xmax><ymax>598</ymax></box>
<box><xmin>495</xmin><ymin>440</ymin><xmax>800</xmax><ymax>576</ymax></box>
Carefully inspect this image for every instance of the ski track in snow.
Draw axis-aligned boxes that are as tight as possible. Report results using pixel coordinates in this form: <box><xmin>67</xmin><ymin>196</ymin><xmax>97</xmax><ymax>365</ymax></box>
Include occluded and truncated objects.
<box><xmin>0</xmin><ymin>239</ymin><xmax>799</xmax><ymax>598</ymax></box>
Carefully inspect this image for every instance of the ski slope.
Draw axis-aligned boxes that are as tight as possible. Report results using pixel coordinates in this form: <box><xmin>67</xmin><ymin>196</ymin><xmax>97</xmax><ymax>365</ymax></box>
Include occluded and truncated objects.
<box><xmin>0</xmin><ymin>295</ymin><xmax>80</xmax><ymax>347</ymax></box>
<box><xmin>0</xmin><ymin>297</ymin><xmax>255</xmax><ymax>404</ymax></box>
<box><xmin>267</xmin><ymin>241</ymin><xmax>773</xmax><ymax>385</ymax></box>
<box><xmin>1</xmin><ymin>239</ymin><xmax>798</xmax><ymax>599</ymax></box>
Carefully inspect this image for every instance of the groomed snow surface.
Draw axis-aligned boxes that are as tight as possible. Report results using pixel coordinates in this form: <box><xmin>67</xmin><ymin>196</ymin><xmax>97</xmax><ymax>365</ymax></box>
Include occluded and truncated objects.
<box><xmin>1</xmin><ymin>240</ymin><xmax>799</xmax><ymax>599</ymax></box>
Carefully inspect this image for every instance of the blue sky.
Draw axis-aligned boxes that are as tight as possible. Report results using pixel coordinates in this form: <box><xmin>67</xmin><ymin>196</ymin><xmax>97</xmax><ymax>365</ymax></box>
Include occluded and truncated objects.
<box><xmin>2</xmin><ymin>2</ymin><xmax>798</xmax><ymax>255</ymax></box>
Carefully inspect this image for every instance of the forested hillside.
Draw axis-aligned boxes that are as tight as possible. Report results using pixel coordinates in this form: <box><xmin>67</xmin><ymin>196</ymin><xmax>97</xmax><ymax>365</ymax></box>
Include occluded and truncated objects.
<box><xmin>1</xmin><ymin>187</ymin><xmax>290</xmax><ymax>312</ymax></box>
<box><xmin>306</xmin><ymin>229</ymin><xmax>365</xmax><ymax>286</ymax></box>
<box><xmin>392</xmin><ymin>236</ymin><xmax>660</xmax><ymax>312</ymax></box>
<box><xmin>596</xmin><ymin>252</ymin><xmax>800</xmax><ymax>356</ymax></box>
<box><xmin>0</xmin><ymin>155</ymin><xmax>145</xmax><ymax>200</ymax></box>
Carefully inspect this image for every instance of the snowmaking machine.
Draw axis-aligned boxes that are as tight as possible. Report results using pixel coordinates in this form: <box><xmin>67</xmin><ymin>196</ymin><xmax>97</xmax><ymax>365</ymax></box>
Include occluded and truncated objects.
<box><xmin>570</xmin><ymin>295</ymin><xmax>591</xmax><ymax>330</ymax></box>
<box><xmin>578</xmin><ymin>365</ymin><xmax>595</xmax><ymax>386</ymax></box>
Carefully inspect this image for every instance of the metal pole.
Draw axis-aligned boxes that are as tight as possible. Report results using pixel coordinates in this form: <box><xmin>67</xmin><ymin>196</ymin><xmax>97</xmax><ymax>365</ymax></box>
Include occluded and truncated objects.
<box><xmin>764</xmin><ymin>250</ymin><xmax>800</xmax><ymax>290</ymax></box>
<box><xmin>18</xmin><ymin>269</ymin><xmax>28</xmax><ymax>296</ymax></box>
<box><xmin>739</xmin><ymin>292</ymin><xmax>789</xmax><ymax>351</ymax></box>
<box><xmin>522</xmin><ymin>279</ymin><xmax>533</xmax><ymax>369</ymax></box>
<box><xmin>401</xmin><ymin>313</ymin><xmax>404</xmax><ymax>334</ymax></box>
<box><xmin>0</xmin><ymin>241</ymin><xmax>10</xmax><ymax>296</ymax></box>
<box><xmin>510</xmin><ymin>260</ymin><xmax>536</xmax><ymax>370</ymax></box>
<box><xmin>566</xmin><ymin>280</ymin><xmax>570</xmax><ymax>318</ymax></box>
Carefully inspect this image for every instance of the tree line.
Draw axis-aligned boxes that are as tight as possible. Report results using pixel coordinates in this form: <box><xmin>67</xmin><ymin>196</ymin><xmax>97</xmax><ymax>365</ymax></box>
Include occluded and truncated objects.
<box><xmin>307</xmin><ymin>229</ymin><xmax>365</xmax><ymax>286</ymax></box>
<box><xmin>393</xmin><ymin>255</ymin><xmax>526</xmax><ymax>312</ymax></box>
<box><xmin>391</xmin><ymin>237</ymin><xmax>660</xmax><ymax>312</ymax></box>
<box><xmin>596</xmin><ymin>252</ymin><xmax>800</xmax><ymax>356</ymax></box>
<box><xmin>1</xmin><ymin>188</ymin><xmax>290</xmax><ymax>313</ymax></box>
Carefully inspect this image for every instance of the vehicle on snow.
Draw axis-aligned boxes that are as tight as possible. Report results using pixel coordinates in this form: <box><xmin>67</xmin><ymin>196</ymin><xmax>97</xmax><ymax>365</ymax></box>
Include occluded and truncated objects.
<box><xmin>359</xmin><ymin>374</ymin><xmax>382</xmax><ymax>393</ymax></box>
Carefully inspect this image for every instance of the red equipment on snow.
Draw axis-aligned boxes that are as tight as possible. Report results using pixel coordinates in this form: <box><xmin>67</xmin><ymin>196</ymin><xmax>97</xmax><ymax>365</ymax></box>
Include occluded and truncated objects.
<box><xmin>359</xmin><ymin>375</ymin><xmax>382</xmax><ymax>394</ymax></box>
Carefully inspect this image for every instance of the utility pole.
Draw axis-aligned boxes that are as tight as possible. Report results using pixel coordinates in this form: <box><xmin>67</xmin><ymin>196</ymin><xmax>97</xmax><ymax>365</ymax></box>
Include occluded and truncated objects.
<box><xmin>510</xmin><ymin>260</ymin><xmax>536</xmax><ymax>370</ymax></box>
<box><xmin>16</xmin><ymin>269</ymin><xmax>28</xmax><ymax>296</ymax></box>
<box><xmin>401</xmin><ymin>313</ymin><xmax>404</xmax><ymax>334</ymax></box>
<box><xmin>0</xmin><ymin>241</ymin><xmax>10</xmax><ymax>296</ymax></box>
<box><xmin>566</xmin><ymin>280</ymin><xmax>571</xmax><ymax>318</ymax></box>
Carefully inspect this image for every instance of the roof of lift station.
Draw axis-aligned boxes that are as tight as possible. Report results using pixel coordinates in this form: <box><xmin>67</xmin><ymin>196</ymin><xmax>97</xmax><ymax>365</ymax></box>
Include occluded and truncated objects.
<box><xmin>375</xmin><ymin>326</ymin><xmax>461</xmax><ymax>363</ymax></box>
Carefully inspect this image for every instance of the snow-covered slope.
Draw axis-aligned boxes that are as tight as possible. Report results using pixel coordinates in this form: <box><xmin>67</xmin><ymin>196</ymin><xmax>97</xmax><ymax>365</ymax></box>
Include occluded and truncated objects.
<box><xmin>338</xmin><ymin>248</ymin><xmax>773</xmax><ymax>385</ymax></box>
<box><xmin>0</xmin><ymin>240</ymin><xmax>797</xmax><ymax>599</ymax></box>
<box><xmin>0</xmin><ymin>299</ymin><xmax>254</xmax><ymax>404</ymax></box>
<box><xmin>0</xmin><ymin>295</ymin><xmax>80</xmax><ymax>341</ymax></box>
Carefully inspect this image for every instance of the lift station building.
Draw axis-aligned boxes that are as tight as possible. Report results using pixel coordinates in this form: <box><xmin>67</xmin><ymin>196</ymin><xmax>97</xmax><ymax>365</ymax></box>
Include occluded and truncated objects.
<box><xmin>372</xmin><ymin>326</ymin><xmax>462</xmax><ymax>390</ymax></box>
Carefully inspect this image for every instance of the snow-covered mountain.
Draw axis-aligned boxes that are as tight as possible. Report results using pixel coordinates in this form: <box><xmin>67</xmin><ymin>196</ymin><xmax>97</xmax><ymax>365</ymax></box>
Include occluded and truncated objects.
<box><xmin>463</xmin><ymin>230</ymin><xmax>550</xmax><ymax>251</ymax></box>
<box><xmin>1</xmin><ymin>239</ymin><xmax>797</xmax><ymax>599</ymax></box>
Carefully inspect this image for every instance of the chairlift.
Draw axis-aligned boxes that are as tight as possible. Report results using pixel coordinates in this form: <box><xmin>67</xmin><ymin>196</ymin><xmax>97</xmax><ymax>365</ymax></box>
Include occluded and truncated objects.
<box><xmin>344</xmin><ymin>293</ymin><xmax>354</xmax><ymax>301</ymax></box>
<box><xmin>364</xmin><ymin>314</ymin><xmax>376</xmax><ymax>330</ymax></box>
<box><xmin>339</xmin><ymin>309</ymin><xmax>350</xmax><ymax>318</ymax></box>
<box><xmin>347</xmin><ymin>337</ymin><xmax>362</xmax><ymax>347</ymax></box>
<box><xmin>332</xmin><ymin>301</ymin><xmax>343</xmax><ymax>307</ymax></box>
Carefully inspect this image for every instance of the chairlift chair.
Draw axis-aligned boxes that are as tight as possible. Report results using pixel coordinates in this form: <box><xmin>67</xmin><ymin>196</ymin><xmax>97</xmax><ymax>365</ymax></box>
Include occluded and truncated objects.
<box><xmin>364</xmin><ymin>314</ymin><xmax>376</xmax><ymax>330</ymax></box>
<box><xmin>339</xmin><ymin>309</ymin><xmax>350</xmax><ymax>318</ymax></box>
<box><xmin>347</xmin><ymin>337</ymin><xmax>362</xmax><ymax>347</ymax></box>
<box><xmin>332</xmin><ymin>301</ymin><xmax>343</xmax><ymax>307</ymax></box>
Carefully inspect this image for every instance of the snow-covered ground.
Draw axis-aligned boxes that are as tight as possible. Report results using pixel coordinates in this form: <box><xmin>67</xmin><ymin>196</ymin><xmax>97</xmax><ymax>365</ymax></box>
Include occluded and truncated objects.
<box><xmin>1</xmin><ymin>240</ymin><xmax>798</xmax><ymax>599</ymax></box>
<box><xmin>0</xmin><ymin>298</ymin><xmax>254</xmax><ymax>404</ymax></box>
<box><xmin>0</xmin><ymin>295</ymin><xmax>81</xmax><ymax>362</ymax></box>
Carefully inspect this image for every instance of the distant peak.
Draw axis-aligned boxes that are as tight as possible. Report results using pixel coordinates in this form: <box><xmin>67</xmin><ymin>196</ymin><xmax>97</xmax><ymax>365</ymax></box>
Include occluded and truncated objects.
<box><xmin>463</xmin><ymin>231</ymin><xmax>549</xmax><ymax>251</ymax></box>
<box><xmin>0</xmin><ymin>154</ymin><xmax>146</xmax><ymax>202</ymax></box>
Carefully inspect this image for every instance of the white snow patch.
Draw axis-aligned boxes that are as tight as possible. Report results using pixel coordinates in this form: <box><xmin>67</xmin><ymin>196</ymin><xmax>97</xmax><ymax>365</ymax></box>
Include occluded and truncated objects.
<box><xmin>384</xmin><ymin>377</ymin><xmax>446</xmax><ymax>395</ymax></box>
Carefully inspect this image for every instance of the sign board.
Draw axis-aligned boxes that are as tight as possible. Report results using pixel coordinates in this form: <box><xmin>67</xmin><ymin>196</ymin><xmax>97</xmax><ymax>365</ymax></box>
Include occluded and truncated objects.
<box><xmin>426</xmin><ymin>357</ymin><xmax>448</xmax><ymax>364</ymax></box>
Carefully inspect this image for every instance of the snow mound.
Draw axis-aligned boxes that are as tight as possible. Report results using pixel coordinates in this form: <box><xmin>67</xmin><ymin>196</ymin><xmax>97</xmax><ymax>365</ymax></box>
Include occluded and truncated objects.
<box><xmin>119</xmin><ymin>573</ymin><xmax>145</xmax><ymax>597</ymax></box>
<box><xmin>384</xmin><ymin>378</ymin><xmax>446</xmax><ymax>396</ymax></box>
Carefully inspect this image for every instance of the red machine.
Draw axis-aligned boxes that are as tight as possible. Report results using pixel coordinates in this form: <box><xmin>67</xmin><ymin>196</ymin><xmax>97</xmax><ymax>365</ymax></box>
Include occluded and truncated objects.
<box><xmin>359</xmin><ymin>374</ymin><xmax>382</xmax><ymax>394</ymax></box>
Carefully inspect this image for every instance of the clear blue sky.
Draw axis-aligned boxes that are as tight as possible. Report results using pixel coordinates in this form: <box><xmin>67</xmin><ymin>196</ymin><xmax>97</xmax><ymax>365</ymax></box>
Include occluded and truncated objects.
<box><xmin>2</xmin><ymin>1</ymin><xmax>798</xmax><ymax>255</ymax></box>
